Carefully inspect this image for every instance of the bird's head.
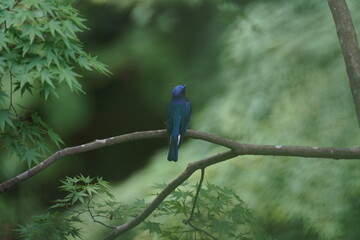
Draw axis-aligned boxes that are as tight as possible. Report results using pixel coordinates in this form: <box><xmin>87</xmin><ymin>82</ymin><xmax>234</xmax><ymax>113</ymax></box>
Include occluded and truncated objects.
<box><xmin>171</xmin><ymin>85</ymin><xmax>186</xmax><ymax>98</ymax></box>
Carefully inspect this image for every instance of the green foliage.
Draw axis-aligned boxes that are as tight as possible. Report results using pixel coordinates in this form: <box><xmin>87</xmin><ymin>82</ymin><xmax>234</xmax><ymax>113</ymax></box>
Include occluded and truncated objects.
<box><xmin>53</xmin><ymin>174</ymin><xmax>114</xmax><ymax>207</ymax></box>
<box><xmin>17</xmin><ymin>212</ymin><xmax>82</xmax><ymax>240</ymax></box>
<box><xmin>0</xmin><ymin>0</ymin><xmax>110</xmax><ymax>166</ymax></box>
<box><xmin>17</xmin><ymin>175</ymin><xmax>148</xmax><ymax>239</ymax></box>
<box><xmin>17</xmin><ymin>175</ymin><xmax>115</xmax><ymax>240</ymax></box>
<box><xmin>17</xmin><ymin>176</ymin><xmax>267</xmax><ymax>240</ymax></box>
<box><xmin>0</xmin><ymin>108</ymin><xmax>15</xmax><ymax>130</ymax></box>
<box><xmin>0</xmin><ymin>0</ymin><xmax>109</xmax><ymax>98</ymax></box>
<box><xmin>143</xmin><ymin>182</ymin><xmax>269</xmax><ymax>240</ymax></box>
<box><xmin>1</xmin><ymin>112</ymin><xmax>64</xmax><ymax>167</ymax></box>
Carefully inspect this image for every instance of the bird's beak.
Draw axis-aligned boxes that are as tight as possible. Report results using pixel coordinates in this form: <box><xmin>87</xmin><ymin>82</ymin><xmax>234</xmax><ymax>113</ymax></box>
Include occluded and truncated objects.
<box><xmin>183</xmin><ymin>84</ymin><xmax>187</xmax><ymax>88</ymax></box>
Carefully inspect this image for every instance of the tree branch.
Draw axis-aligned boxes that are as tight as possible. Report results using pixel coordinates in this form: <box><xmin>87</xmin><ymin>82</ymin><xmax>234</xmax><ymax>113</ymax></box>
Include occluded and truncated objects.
<box><xmin>2</xmin><ymin>129</ymin><xmax>360</xmax><ymax>239</ymax></box>
<box><xmin>102</xmin><ymin>131</ymin><xmax>360</xmax><ymax>239</ymax></box>
<box><xmin>1</xmin><ymin>129</ymin><xmax>360</xmax><ymax>193</ymax></box>
<box><xmin>184</xmin><ymin>168</ymin><xmax>205</xmax><ymax>224</ymax></box>
<box><xmin>0</xmin><ymin>130</ymin><xmax>167</xmax><ymax>193</ymax></box>
<box><xmin>87</xmin><ymin>196</ymin><xmax>116</xmax><ymax>229</ymax></box>
<box><xmin>103</xmin><ymin>151</ymin><xmax>235</xmax><ymax>240</ymax></box>
<box><xmin>328</xmin><ymin>0</ymin><xmax>360</xmax><ymax>126</ymax></box>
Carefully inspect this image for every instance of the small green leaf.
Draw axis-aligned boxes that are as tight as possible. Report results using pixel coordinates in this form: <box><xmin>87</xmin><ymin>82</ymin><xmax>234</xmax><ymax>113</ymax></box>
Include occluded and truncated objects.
<box><xmin>37</xmin><ymin>1</ymin><xmax>56</xmax><ymax>19</ymax></box>
<box><xmin>40</xmin><ymin>69</ymin><xmax>56</xmax><ymax>88</ymax></box>
<box><xmin>0</xmin><ymin>90</ymin><xmax>8</xmax><ymax>107</ymax></box>
<box><xmin>19</xmin><ymin>42</ymin><xmax>32</xmax><ymax>57</ymax></box>
<box><xmin>47</xmin><ymin>20</ymin><xmax>65</xmax><ymax>38</ymax></box>
<box><xmin>63</xmin><ymin>20</ymin><xmax>79</xmax><ymax>39</ymax></box>
<box><xmin>37</xmin><ymin>141</ymin><xmax>51</xmax><ymax>155</ymax></box>
<box><xmin>31</xmin><ymin>112</ymin><xmax>47</xmax><ymax>129</ymax></box>
<box><xmin>86</xmin><ymin>185</ymin><xmax>100</xmax><ymax>197</ymax></box>
<box><xmin>23</xmin><ymin>148</ymin><xmax>42</xmax><ymax>167</ymax></box>
<box><xmin>2</xmin><ymin>133</ymin><xmax>25</xmax><ymax>157</ymax></box>
<box><xmin>45</xmin><ymin>48</ymin><xmax>60</xmax><ymax>67</ymax></box>
<box><xmin>70</xmin><ymin>13</ymin><xmax>88</xmax><ymax>30</ymax></box>
<box><xmin>21</xmin><ymin>24</ymin><xmax>45</xmax><ymax>44</ymax></box>
<box><xmin>87</xmin><ymin>55</ymin><xmax>111</xmax><ymax>75</ymax></box>
<box><xmin>78</xmin><ymin>174</ymin><xmax>93</xmax><ymax>184</ymax></box>
<box><xmin>143</xmin><ymin>221</ymin><xmax>162</xmax><ymax>235</ymax></box>
<box><xmin>39</xmin><ymin>82</ymin><xmax>59</xmax><ymax>100</ymax></box>
<box><xmin>77</xmin><ymin>56</ymin><xmax>92</xmax><ymax>70</ymax></box>
<box><xmin>13</xmin><ymin>5</ymin><xmax>34</xmax><ymax>26</ymax></box>
<box><xmin>97</xmin><ymin>177</ymin><xmax>111</xmax><ymax>190</ymax></box>
<box><xmin>0</xmin><ymin>31</ymin><xmax>15</xmax><ymax>52</ymax></box>
<box><xmin>28</xmin><ymin>57</ymin><xmax>47</xmax><ymax>72</ymax></box>
<box><xmin>47</xmin><ymin>128</ymin><xmax>64</xmax><ymax>148</ymax></box>
<box><xmin>0</xmin><ymin>109</ymin><xmax>15</xmax><ymax>131</ymax></box>
<box><xmin>0</xmin><ymin>1</ymin><xmax>16</xmax><ymax>11</ymax></box>
<box><xmin>58</xmin><ymin>67</ymin><xmax>82</xmax><ymax>92</ymax></box>
<box><xmin>18</xmin><ymin>122</ymin><xmax>42</xmax><ymax>143</ymax></box>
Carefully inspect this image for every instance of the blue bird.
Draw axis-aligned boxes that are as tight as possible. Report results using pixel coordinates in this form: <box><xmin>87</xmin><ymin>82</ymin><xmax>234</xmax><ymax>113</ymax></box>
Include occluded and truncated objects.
<box><xmin>166</xmin><ymin>85</ymin><xmax>191</xmax><ymax>162</ymax></box>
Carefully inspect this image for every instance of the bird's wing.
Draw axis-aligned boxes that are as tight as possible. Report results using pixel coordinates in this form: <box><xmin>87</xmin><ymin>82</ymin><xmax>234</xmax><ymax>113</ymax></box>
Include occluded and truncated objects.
<box><xmin>166</xmin><ymin>103</ymin><xmax>173</xmax><ymax>134</ymax></box>
<box><xmin>180</xmin><ymin>100</ymin><xmax>191</xmax><ymax>135</ymax></box>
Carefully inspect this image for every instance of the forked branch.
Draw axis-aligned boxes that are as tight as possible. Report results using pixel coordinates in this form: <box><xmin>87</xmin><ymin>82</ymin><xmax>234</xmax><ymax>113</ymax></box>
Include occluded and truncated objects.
<box><xmin>103</xmin><ymin>151</ymin><xmax>235</xmax><ymax>240</ymax></box>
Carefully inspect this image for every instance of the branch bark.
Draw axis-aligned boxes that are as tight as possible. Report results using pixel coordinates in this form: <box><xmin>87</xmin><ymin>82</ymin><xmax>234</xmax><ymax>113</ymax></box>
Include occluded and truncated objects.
<box><xmin>1</xmin><ymin>129</ymin><xmax>360</xmax><ymax>193</ymax></box>
<box><xmin>0</xmin><ymin>130</ymin><xmax>167</xmax><ymax>193</ymax></box>
<box><xmin>328</xmin><ymin>0</ymin><xmax>360</xmax><ymax>126</ymax></box>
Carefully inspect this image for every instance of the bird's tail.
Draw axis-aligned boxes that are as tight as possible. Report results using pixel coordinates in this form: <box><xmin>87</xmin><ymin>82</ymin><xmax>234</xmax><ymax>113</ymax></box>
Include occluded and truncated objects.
<box><xmin>167</xmin><ymin>134</ymin><xmax>180</xmax><ymax>161</ymax></box>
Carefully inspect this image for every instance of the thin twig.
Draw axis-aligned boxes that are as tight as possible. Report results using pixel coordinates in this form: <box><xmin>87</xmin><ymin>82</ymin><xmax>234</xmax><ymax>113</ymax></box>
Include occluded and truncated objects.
<box><xmin>73</xmin><ymin>209</ymin><xmax>89</xmax><ymax>218</ymax></box>
<box><xmin>8</xmin><ymin>70</ymin><xmax>18</xmax><ymax>116</ymax></box>
<box><xmin>184</xmin><ymin>168</ymin><xmax>205</xmax><ymax>224</ymax></box>
<box><xmin>182</xmin><ymin>168</ymin><xmax>217</xmax><ymax>239</ymax></box>
<box><xmin>87</xmin><ymin>196</ymin><xmax>115</xmax><ymax>229</ymax></box>
<box><xmin>0</xmin><ymin>73</ymin><xmax>4</xmax><ymax>87</ymax></box>
<box><xmin>187</xmin><ymin>221</ymin><xmax>218</xmax><ymax>240</ymax></box>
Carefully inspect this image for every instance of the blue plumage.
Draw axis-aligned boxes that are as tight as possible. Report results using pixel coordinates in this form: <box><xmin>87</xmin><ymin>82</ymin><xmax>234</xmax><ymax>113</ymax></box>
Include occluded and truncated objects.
<box><xmin>166</xmin><ymin>85</ymin><xmax>191</xmax><ymax>161</ymax></box>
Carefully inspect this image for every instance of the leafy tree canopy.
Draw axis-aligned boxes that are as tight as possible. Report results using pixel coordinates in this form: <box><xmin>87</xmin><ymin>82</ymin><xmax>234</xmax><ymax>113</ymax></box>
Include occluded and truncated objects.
<box><xmin>0</xmin><ymin>0</ymin><xmax>109</xmax><ymax>167</ymax></box>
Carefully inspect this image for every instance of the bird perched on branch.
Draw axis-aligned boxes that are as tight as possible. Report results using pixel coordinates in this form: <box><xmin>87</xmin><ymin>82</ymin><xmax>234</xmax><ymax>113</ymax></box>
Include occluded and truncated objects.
<box><xmin>166</xmin><ymin>85</ymin><xmax>192</xmax><ymax>161</ymax></box>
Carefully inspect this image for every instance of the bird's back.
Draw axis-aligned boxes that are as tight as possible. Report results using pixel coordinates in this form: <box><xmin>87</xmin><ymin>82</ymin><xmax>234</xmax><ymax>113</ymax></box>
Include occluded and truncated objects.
<box><xmin>167</xmin><ymin>98</ymin><xmax>191</xmax><ymax>135</ymax></box>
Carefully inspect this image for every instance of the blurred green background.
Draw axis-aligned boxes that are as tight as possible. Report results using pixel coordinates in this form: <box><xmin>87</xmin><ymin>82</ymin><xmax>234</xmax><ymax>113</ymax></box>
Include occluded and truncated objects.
<box><xmin>1</xmin><ymin>0</ymin><xmax>360</xmax><ymax>239</ymax></box>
